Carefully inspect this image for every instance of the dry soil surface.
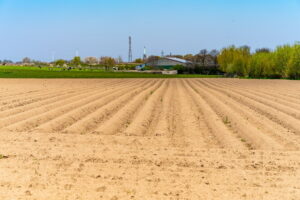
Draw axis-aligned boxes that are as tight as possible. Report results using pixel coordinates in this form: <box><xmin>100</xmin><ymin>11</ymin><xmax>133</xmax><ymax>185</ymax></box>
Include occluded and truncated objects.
<box><xmin>0</xmin><ymin>78</ymin><xmax>299</xmax><ymax>200</ymax></box>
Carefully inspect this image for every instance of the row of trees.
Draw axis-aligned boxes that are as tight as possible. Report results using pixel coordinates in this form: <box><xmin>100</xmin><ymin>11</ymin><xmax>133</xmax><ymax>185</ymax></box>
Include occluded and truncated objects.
<box><xmin>0</xmin><ymin>58</ymin><xmax>48</xmax><ymax>66</ymax></box>
<box><xmin>14</xmin><ymin>56</ymin><xmax>122</xmax><ymax>67</ymax></box>
<box><xmin>0</xmin><ymin>60</ymin><xmax>13</xmax><ymax>65</ymax></box>
<box><xmin>53</xmin><ymin>56</ymin><xmax>137</xmax><ymax>71</ymax></box>
<box><xmin>218</xmin><ymin>43</ymin><xmax>300</xmax><ymax>79</ymax></box>
<box><xmin>54</xmin><ymin>56</ymin><xmax>117</xmax><ymax>70</ymax></box>
<box><xmin>1</xmin><ymin>55</ymin><xmax>137</xmax><ymax>71</ymax></box>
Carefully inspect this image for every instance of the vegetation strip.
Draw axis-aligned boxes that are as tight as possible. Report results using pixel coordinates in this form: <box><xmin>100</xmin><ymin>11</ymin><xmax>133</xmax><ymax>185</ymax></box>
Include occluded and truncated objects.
<box><xmin>0</xmin><ymin>66</ymin><xmax>221</xmax><ymax>78</ymax></box>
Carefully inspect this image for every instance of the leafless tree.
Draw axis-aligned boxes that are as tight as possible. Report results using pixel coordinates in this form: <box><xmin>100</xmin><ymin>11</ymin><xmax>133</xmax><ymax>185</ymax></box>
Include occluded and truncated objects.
<box><xmin>100</xmin><ymin>57</ymin><xmax>116</xmax><ymax>71</ymax></box>
<box><xmin>22</xmin><ymin>57</ymin><xmax>31</xmax><ymax>64</ymax></box>
<box><xmin>84</xmin><ymin>57</ymin><xmax>98</xmax><ymax>65</ymax></box>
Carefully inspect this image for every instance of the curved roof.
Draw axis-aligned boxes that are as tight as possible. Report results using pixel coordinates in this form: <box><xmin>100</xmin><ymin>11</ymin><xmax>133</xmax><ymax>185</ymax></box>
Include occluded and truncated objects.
<box><xmin>164</xmin><ymin>57</ymin><xmax>191</xmax><ymax>64</ymax></box>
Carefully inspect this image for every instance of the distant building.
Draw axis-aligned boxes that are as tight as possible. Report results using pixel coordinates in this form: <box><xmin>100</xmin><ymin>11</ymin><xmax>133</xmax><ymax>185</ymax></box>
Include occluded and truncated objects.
<box><xmin>146</xmin><ymin>57</ymin><xmax>192</xmax><ymax>69</ymax></box>
<box><xmin>162</xmin><ymin>70</ymin><xmax>178</xmax><ymax>75</ymax></box>
<box><xmin>135</xmin><ymin>64</ymin><xmax>146</xmax><ymax>70</ymax></box>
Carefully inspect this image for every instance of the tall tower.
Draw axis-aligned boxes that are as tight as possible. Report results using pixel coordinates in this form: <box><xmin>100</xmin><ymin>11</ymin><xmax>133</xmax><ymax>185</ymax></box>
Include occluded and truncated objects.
<box><xmin>161</xmin><ymin>50</ymin><xmax>164</xmax><ymax>57</ymax></box>
<box><xmin>128</xmin><ymin>36</ymin><xmax>132</xmax><ymax>63</ymax></box>
<box><xmin>143</xmin><ymin>46</ymin><xmax>147</xmax><ymax>61</ymax></box>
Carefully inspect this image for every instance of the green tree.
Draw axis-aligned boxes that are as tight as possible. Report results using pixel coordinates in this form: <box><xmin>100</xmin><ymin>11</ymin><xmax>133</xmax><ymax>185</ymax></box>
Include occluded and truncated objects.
<box><xmin>55</xmin><ymin>59</ymin><xmax>66</xmax><ymax>67</ymax></box>
<box><xmin>71</xmin><ymin>56</ymin><xmax>82</xmax><ymax>67</ymax></box>
<box><xmin>287</xmin><ymin>44</ymin><xmax>300</xmax><ymax>79</ymax></box>
<box><xmin>172</xmin><ymin>65</ymin><xmax>185</xmax><ymax>74</ymax></box>
<box><xmin>232</xmin><ymin>46</ymin><xmax>251</xmax><ymax>76</ymax></box>
<box><xmin>134</xmin><ymin>58</ymin><xmax>143</xmax><ymax>63</ymax></box>
<box><xmin>218</xmin><ymin>46</ymin><xmax>250</xmax><ymax>76</ymax></box>
<box><xmin>217</xmin><ymin>46</ymin><xmax>236</xmax><ymax>72</ymax></box>
<box><xmin>273</xmin><ymin>45</ymin><xmax>293</xmax><ymax>78</ymax></box>
<box><xmin>249</xmin><ymin>52</ymin><xmax>274</xmax><ymax>78</ymax></box>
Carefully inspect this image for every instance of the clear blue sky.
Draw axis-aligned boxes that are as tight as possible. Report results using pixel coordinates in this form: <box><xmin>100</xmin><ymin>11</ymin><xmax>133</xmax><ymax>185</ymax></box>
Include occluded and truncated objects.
<box><xmin>0</xmin><ymin>0</ymin><xmax>300</xmax><ymax>61</ymax></box>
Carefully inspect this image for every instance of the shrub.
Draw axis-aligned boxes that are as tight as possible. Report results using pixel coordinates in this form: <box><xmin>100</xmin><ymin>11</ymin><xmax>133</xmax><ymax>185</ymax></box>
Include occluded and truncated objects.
<box><xmin>287</xmin><ymin>44</ymin><xmax>300</xmax><ymax>79</ymax></box>
<box><xmin>172</xmin><ymin>65</ymin><xmax>185</xmax><ymax>74</ymax></box>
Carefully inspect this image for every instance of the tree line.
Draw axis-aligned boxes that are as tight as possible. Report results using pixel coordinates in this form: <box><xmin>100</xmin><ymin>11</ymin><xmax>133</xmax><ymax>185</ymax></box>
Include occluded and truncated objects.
<box><xmin>218</xmin><ymin>43</ymin><xmax>300</xmax><ymax>79</ymax></box>
<box><xmin>59</xmin><ymin>56</ymin><xmax>138</xmax><ymax>70</ymax></box>
<box><xmin>2</xmin><ymin>43</ymin><xmax>300</xmax><ymax>78</ymax></box>
<box><xmin>55</xmin><ymin>56</ymin><xmax>116</xmax><ymax>70</ymax></box>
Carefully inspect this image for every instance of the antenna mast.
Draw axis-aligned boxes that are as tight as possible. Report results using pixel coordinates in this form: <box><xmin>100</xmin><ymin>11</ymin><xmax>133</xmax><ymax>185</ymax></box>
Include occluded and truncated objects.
<box><xmin>128</xmin><ymin>36</ymin><xmax>132</xmax><ymax>63</ymax></box>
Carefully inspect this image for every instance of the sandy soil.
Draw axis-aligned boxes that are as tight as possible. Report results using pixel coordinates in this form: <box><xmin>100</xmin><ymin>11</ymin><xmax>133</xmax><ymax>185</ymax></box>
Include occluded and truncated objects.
<box><xmin>0</xmin><ymin>78</ymin><xmax>299</xmax><ymax>200</ymax></box>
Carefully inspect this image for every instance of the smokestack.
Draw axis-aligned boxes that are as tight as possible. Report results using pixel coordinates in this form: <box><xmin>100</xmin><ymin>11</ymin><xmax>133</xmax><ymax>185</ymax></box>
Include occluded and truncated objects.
<box><xmin>143</xmin><ymin>46</ymin><xmax>147</xmax><ymax>60</ymax></box>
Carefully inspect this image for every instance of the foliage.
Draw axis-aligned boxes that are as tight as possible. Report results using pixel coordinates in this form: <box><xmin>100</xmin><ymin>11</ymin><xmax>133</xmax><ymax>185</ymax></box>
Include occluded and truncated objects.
<box><xmin>172</xmin><ymin>65</ymin><xmax>185</xmax><ymax>74</ymax></box>
<box><xmin>217</xmin><ymin>43</ymin><xmax>300</xmax><ymax>79</ymax></box>
<box><xmin>134</xmin><ymin>58</ymin><xmax>144</xmax><ymax>63</ymax></box>
<box><xmin>248</xmin><ymin>52</ymin><xmax>274</xmax><ymax>78</ymax></box>
<box><xmin>287</xmin><ymin>44</ymin><xmax>300</xmax><ymax>79</ymax></box>
<box><xmin>218</xmin><ymin>46</ymin><xmax>251</xmax><ymax>77</ymax></box>
<box><xmin>117</xmin><ymin>64</ymin><xmax>136</xmax><ymax>70</ymax></box>
<box><xmin>100</xmin><ymin>57</ymin><xmax>116</xmax><ymax>71</ymax></box>
<box><xmin>194</xmin><ymin>65</ymin><xmax>223</xmax><ymax>75</ymax></box>
<box><xmin>143</xmin><ymin>65</ymin><xmax>155</xmax><ymax>70</ymax></box>
<box><xmin>71</xmin><ymin>56</ymin><xmax>82</xmax><ymax>67</ymax></box>
<box><xmin>55</xmin><ymin>59</ymin><xmax>66</xmax><ymax>67</ymax></box>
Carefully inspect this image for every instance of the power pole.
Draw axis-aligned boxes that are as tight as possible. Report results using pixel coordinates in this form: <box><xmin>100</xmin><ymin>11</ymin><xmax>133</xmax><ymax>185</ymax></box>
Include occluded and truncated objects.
<box><xmin>128</xmin><ymin>36</ymin><xmax>132</xmax><ymax>63</ymax></box>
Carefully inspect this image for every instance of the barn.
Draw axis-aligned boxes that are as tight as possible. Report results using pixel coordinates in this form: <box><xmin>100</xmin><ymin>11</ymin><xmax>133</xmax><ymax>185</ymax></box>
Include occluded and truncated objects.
<box><xmin>146</xmin><ymin>57</ymin><xmax>192</xmax><ymax>69</ymax></box>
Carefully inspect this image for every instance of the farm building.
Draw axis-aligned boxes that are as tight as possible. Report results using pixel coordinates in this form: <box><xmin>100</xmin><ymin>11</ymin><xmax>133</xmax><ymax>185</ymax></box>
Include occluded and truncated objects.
<box><xmin>146</xmin><ymin>57</ymin><xmax>192</xmax><ymax>69</ymax></box>
<box><xmin>135</xmin><ymin>64</ymin><xmax>146</xmax><ymax>70</ymax></box>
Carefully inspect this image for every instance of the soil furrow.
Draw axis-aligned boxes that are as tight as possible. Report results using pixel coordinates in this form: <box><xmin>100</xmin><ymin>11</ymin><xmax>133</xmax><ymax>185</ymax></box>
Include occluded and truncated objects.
<box><xmin>122</xmin><ymin>80</ymin><xmax>169</xmax><ymax>136</ymax></box>
<box><xmin>0</xmin><ymin>78</ymin><xmax>299</xmax><ymax>200</ymax></box>
<box><xmin>189</xmin><ymin>79</ymin><xmax>284</xmax><ymax>150</ymax></box>
<box><xmin>90</xmin><ymin>80</ymin><xmax>165</xmax><ymax>136</ymax></box>
<box><xmin>0</xmin><ymin>81</ymin><xmax>129</xmax><ymax>119</ymax></box>
<box><xmin>33</xmin><ymin>79</ymin><xmax>150</xmax><ymax>133</ymax></box>
<box><xmin>199</xmin><ymin>79</ymin><xmax>300</xmax><ymax>136</ymax></box>
<box><xmin>196</xmin><ymin>79</ymin><xmax>300</xmax><ymax>150</ymax></box>
<box><xmin>214</xmin><ymin>79</ymin><xmax>300</xmax><ymax>102</ymax></box>
<box><xmin>184</xmin><ymin>80</ymin><xmax>248</xmax><ymax>149</ymax></box>
<box><xmin>0</xmin><ymin>79</ymin><xmax>129</xmax><ymax>111</ymax></box>
<box><xmin>0</xmin><ymin>83</ymin><xmax>135</xmax><ymax>130</ymax></box>
<box><xmin>167</xmin><ymin>79</ymin><xmax>186</xmax><ymax>148</ymax></box>
<box><xmin>209</xmin><ymin>79</ymin><xmax>300</xmax><ymax>114</ymax></box>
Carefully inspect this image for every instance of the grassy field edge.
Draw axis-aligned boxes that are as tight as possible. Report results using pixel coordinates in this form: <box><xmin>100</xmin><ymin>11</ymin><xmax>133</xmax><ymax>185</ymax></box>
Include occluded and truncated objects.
<box><xmin>0</xmin><ymin>67</ymin><xmax>223</xmax><ymax>78</ymax></box>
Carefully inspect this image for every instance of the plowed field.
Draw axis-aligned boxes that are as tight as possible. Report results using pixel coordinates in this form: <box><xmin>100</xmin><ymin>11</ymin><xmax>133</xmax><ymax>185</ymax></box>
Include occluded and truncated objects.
<box><xmin>0</xmin><ymin>78</ymin><xmax>299</xmax><ymax>200</ymax></box>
